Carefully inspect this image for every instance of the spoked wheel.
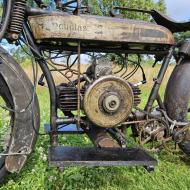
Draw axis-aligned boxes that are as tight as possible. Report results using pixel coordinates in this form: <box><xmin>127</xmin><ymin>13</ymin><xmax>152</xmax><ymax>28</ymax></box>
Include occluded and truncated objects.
<box><xmin>0</xmin><ymin>76</ymin><xmax>14</xmax><ymax>182</ymax></box>
<box><xmin>165</xmin><ymin>60</ymin><xmax>190</xmax><ymax>156</ymax></box>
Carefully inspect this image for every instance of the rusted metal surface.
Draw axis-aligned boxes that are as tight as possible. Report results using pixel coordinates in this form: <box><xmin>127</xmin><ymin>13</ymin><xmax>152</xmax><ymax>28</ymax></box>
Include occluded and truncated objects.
<box><xmin>0</xmin><ymin>47</ymin><xmax>40</xmax><ymax>173</ymax></box>
<box><xmin>84</xmin><ymin>126</ymin><xmax>120</xmax><ymax>148</ymax></box>
<box><xmin>28</xmin><ymin>14</ymin><xmax>175</xmax><ymax>45</ymax></box>
<box><xmin>164</xmin><ymin>60</ymin><xmax>190</xmax><ymax>121</ymax></box>
<box><xmin>48</xmin><ymin>146</ymin><xmax>157</xmax><ymax>167</ymax></box>
<box><xmin>77</xmin><ymin>42</ymin><xmax>81</xmax><ymax>129</ymax></box>
<box><xmin>164</xmin><ymin>59</ymin><xmax>190</xmax><ymax>155</ymax></box>
<box><xmin>83</xmin><ymin>76</ymin><xmax>133</xmax><ymax>128</ymax></box>
<box><xmin>138</xmin><ymin>119</ymin><xmax>169</xmax><ymax>152</ymax></box>
<box><xmin>7</xmin><ymin>0</ymin><xmax>27</xmax><ymax>41</ymax></box>
<box><xmin>56</xmin><ymin>86</ymin><xmax>85</xmax><ymax>112</ymax></box>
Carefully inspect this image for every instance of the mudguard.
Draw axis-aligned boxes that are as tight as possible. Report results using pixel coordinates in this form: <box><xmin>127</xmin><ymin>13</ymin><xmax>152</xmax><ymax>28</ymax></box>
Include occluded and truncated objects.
<box><xmin>164</xmin><ymin>59</ymin><xmax>190</xmax><ymax>155</ymax></box>
<box><xmin>0</xmin><ymin>46</ymin><xmax>40</xmax><ymax>172</ymax></box>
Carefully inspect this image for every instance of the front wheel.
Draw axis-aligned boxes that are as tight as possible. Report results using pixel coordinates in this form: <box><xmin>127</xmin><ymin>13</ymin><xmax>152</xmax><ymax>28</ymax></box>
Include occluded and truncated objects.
<box><xmin>0</xmin><ymin>46</ymin><xmax>40</xmax><ymax>182</ymax></box>
<box><xmin>165</xmin><ymin>60</ymin><xmax>190</xmax><ymax>155</ymax></box>
<box><xmin>0</xmin><ymin>75</ymin><xmax>13</xmax><ymax>182</ymax></box>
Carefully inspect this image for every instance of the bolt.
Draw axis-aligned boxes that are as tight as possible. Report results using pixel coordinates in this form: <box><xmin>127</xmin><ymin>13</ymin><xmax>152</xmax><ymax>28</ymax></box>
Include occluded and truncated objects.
<box><xmin>11</xmin><ymin>33</ymin><xmax>19</xmax><ymax>40</ymax></box>
<box><xmin>109</xmin><ymin>100</ymin><xmax>116</xmax><ymax>108</ymax></box>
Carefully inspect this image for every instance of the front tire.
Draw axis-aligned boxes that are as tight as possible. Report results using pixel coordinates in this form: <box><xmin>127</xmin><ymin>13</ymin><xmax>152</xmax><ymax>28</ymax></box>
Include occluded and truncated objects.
<box><xmin>0</xmin><ymin>46</ymin><xmax>40</xmax><ymax>181</ymax></box>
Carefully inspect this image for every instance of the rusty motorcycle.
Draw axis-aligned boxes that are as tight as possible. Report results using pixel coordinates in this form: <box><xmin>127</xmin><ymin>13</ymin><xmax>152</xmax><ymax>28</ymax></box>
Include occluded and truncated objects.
<box><xmin>0</xmin><ymin>0</ymin><xmax>190</xmax><ymax>182</ymax></box>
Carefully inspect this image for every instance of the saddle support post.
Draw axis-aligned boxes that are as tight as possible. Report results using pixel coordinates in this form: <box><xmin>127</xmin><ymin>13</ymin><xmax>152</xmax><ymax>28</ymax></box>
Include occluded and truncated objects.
<box><xmin>145</xmin><ymin>46</ymin><xmax>175</xmax><ymax>113</ymax></box>
<box><xmin>77</xmin><ymin>0</ymin><xmax>81</xmax><ymax>15</ymax></box>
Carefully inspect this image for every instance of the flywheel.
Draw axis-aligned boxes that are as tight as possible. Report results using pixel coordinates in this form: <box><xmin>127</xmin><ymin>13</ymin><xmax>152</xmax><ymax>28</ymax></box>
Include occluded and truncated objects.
<box><xmin>83</xmin><ymin>75</ymin><xmax>134</xmax><ymax>128</ymax></box>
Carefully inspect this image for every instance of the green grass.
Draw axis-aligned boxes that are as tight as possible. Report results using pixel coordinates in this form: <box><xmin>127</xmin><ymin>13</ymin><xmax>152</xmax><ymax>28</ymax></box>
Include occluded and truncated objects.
<box><xmin>0</xmin><ymin>87</ymin><xmax>190</xmax><ymax>190</ymax></box>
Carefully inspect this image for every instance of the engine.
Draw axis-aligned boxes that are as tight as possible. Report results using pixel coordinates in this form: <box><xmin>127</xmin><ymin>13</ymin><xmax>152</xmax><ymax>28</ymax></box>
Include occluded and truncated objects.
<box><xmin>56</xmin><ymin>57</ymin><xmax>141</xmax><ymax>128</ymax></box>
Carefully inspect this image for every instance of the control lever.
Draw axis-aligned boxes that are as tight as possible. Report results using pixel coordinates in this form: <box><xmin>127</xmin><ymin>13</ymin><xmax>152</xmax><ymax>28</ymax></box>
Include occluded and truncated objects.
<box><xmin>152</xmin><ymin>55</ymin><xmax>164</xmax><ymax>68</ymax></box>
<box><xmin>38</xmin><ymin>74</ymin><xmax>45</xmax><ymax>86</ymax></box>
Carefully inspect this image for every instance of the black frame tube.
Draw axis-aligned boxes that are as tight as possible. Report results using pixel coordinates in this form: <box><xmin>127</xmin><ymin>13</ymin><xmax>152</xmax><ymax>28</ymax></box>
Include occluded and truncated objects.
<box><xmin>145</xmin><ymin>47</ymin><xmax>174</xmax><ymax>113</ymax></box>
<box><xmin>0</xmin><ymin>0</ymin><xmax>13</xmax><ymax>40</ymax></box>
<box><xmin>23</xmin><ymin>23</ymin><xmax>58</xmax><ymax>146</ymax></box>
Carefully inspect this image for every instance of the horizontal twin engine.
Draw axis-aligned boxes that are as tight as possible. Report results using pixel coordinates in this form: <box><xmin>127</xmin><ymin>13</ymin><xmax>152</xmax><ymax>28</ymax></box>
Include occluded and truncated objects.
<box><xmin>56</xmin><ymin>57</ymin><xmax>141</xmax><ymax>128</ymax></box>
<box><xmin>57</xmin><ymin>80</ymin><xmax>141</xmax><ymax>111</ymax></box>
<box><xmin>56</xmin><ymin>77</ymin><xmax>141</xmax><ymax>128</ymax></box>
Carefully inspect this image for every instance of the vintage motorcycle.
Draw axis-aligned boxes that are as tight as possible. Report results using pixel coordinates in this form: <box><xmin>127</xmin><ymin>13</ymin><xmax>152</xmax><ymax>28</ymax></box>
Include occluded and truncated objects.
<box><xmin>0</xmin><ymin>0</ymin><xmax>190</xmax><ymax>182</ymax></box>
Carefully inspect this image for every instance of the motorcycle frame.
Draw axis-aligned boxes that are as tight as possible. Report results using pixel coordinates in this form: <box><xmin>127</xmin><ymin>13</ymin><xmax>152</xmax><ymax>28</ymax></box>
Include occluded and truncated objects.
<box><xmin>19</xmin><ymin>6</ymin><xmax>175</xmax><ymax>146</ymax></box>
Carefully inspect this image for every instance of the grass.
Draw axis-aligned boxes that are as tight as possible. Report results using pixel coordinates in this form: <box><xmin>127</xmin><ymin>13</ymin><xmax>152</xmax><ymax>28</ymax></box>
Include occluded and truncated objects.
<box><xmin>1</xmin><ymin>64</ymin><xmax>190</xmax><ymax>189</ymax></box>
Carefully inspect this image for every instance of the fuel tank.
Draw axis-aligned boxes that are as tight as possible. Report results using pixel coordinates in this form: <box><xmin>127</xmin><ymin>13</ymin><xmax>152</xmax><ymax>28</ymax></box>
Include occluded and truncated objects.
<box><xmin>28</xmin><ymin>13</ymin><xmax>175</xmax><ymax>53</ymax></box>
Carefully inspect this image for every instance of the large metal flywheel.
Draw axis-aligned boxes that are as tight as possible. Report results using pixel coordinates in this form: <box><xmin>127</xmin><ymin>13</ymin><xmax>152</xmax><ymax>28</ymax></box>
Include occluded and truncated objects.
<box><xmin>83</xmin><ymin>76</ymin><xmax>134</xmax><ymax>128</ymax></box>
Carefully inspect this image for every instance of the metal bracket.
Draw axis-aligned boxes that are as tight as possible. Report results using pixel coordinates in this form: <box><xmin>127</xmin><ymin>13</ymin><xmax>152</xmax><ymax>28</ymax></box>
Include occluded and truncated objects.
<box><xmin>49</xmin><ymin>146</ymin><xmax>157</xmax><ymax>167</ymax></box>
<box><xmin>44</xmin><ymin>124</ymin><xmax>84</xmax><ymax>134</ymax></box>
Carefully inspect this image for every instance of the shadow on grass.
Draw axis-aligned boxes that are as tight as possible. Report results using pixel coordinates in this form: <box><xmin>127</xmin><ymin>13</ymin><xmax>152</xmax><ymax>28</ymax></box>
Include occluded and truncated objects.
<box><xmin>180</xmin><ymin>155</ymin><xmax>190</xmax><ymax>166</ymax></box>
<box><xmin>44</xmin><ymin>165</ymin><xmax>146</xmax><ymax>190</ymax></box>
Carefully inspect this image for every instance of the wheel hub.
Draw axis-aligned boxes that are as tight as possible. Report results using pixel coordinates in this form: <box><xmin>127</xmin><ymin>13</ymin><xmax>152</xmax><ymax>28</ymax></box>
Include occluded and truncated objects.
<box><xmin>102</xmin><ymin>93</ymin><xmax>121</xmax><ymax>113</ymax></box>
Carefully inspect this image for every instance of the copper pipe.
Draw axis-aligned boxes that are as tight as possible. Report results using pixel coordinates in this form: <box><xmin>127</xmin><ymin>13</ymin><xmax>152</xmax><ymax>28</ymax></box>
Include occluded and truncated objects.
<box><xmin>84</xmin><ymin>127</ymin><xmax>120</xmax><ymax>148</ymax></box>
<box><xmin>77</xmin><ymin>41</ymin><xmax>81</xmax><ymax>128</ymax></box>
